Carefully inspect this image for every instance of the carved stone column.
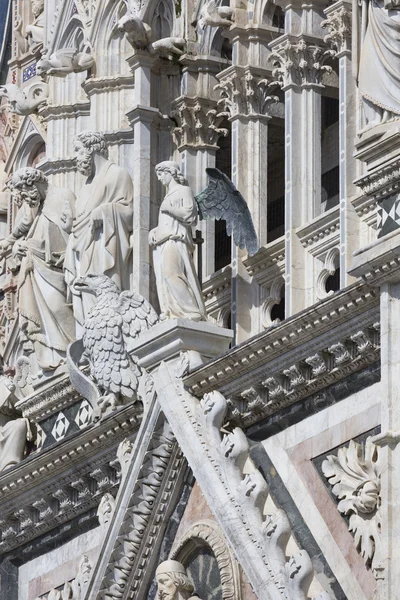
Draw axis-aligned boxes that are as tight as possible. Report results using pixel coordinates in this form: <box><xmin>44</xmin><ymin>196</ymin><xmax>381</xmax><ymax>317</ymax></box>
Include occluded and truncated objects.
<box><xmin>270</xmin><ymin>29</ymin><xmax>333</xmax><ymax>316</ymax></box>
<box><xmin>126</xmin><ymin>52</ymin><xmax>158</xmax><ymax>300</ymax></box>
<box><xmin>171</xmin><ymin>95</ymin><xmax>228</xmax><ymax>280</ymax></box>
<box><xmin>322</xmin><ymin>0</ymin><xmax>358</xmax><ymax>288</ymax></box>
<box><xmin>216</xmin><ymin>64</ymin><xmax>279</xmax><ymax>342</ymax></box>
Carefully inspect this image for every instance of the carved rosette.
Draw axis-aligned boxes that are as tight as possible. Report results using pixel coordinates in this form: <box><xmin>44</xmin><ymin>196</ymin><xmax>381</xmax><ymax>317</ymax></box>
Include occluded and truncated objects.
<box><xmin>322</xmin><ymin>437</ymin><xmax>382</xmax><ymax>573</ymax></box>
<box><xmin>270</xmin><ymin>36</ymin><xmax>335</xmax><ymax>89</ymax></box>
<box><xmin>170</xmin><ymin>96</ymin><xmax>228</xmax><ymax>150</ymax></box>
<box><xmin>322</xmin><ymin>3</ymin><xmax>352</xmax><ymax>57</ymax></box>
<box><xmin>215</xmin><ymin>66</ymin><xmax>279</xmax><ymax>119</ymax></box>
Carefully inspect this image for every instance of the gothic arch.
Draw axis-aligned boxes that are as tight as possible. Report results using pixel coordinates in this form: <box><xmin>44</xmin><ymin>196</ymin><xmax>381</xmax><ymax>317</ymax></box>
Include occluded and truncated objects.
<box><xmin>170</xmin><ymin>520</ymin><xmax>242</xmax><ymax>600</ymax></box>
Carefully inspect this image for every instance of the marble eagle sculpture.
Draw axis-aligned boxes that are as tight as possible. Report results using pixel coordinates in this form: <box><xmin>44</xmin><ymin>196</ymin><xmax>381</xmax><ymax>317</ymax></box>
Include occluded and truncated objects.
<box><xmin>195</xmin><ymin>168</ymin><xmax>259</xmax><ymax>256</ymax></box>
<box><xmin>67</xmin><ymin>275</ymin><xmax>158</xmax><ymax>419</ymax></box>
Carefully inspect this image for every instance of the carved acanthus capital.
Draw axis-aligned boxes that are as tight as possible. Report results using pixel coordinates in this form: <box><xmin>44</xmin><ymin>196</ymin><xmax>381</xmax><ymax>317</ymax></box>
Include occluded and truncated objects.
<box><xmin>270</xmin><ymin>36</ymin><xmax>335</xmax><ymax>89</ymax></box>
<box><xmin>216</xmin><ymin>66</ymin><xmax>279</xmax><ymax>119</ymax></box>
<box><xmin>322</xmin><ymin>2</ymin><xmax>352</xmax><ymax>57</ymax></box>
<box><xmin>170</xmin><ymin>96</ymin><xmax>228</xmax><ymax>150</ymax></box>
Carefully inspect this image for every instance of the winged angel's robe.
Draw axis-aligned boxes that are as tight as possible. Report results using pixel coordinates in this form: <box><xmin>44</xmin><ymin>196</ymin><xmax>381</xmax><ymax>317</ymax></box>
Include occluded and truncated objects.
<box><xmin>150</xmin><ymin>184</ymin><xmax>207</xmax><ymax>321</ymax></box>
<box><xmin>16</xmin><ymin>185</ymin><xmax>76</xmax><ymax>371</ymax></box>
<box><xmin>64</xmin><ymin>160</ymin><xmax>133</xmax><ymax>331</ymax></box>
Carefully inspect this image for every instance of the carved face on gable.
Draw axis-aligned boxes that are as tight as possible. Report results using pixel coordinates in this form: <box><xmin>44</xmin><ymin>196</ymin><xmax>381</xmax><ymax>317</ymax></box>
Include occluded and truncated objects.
<box><xmin>156</xmin><ymin>573</ymin><xmax>178</xmax><ymax>600</ymax></box>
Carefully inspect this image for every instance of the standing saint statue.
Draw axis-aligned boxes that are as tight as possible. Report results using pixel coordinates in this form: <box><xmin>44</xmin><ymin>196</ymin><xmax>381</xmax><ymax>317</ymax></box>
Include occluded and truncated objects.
<box><xmin>63</xmin><ymin>131</ymin><xmax>134</xmax><ymax>334</ymax></box>
<box><xmin>155</xmin><ymin>560</ymin><xmax>201</xmax><ymax>600</ymax></box>
<box><xmin>149</xmin><ymin>162</ymin><xmax>207</xmax><ymax>322</ymax></box>
<box><xmin>4</xmin><ymin>167</ymin><xmax>76</xmax><ymax>372</ymax></box>
<box><xmin>354</xmin><ymin>0</ymin><xmax>400</xmax><ymax>129</ymax></box>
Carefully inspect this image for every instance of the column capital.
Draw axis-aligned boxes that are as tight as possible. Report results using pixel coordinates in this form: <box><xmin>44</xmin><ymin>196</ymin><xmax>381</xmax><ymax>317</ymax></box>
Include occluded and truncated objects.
<box><xmin>126</xmin><ymin>50</ymin><xmax>156</xmax><ymax>72</ymax></box>
<box><xmin>322</xmin><ymin>0</ymin><xmax>352</xmax><ymax>58</ymax></box>
<box><xmin>269</xmin><ymin>34</ymin><xmax>334</xmax><ymax>90</ymax></box>
<box><xmin>215</xmin><ymin>65</ymin><xmax>279</xmax><ymax>120</ymax></box>
<box><xmin>170</xmin><ymin>95</ymin><xmax>228</xmax><ymax>151</ymax></box>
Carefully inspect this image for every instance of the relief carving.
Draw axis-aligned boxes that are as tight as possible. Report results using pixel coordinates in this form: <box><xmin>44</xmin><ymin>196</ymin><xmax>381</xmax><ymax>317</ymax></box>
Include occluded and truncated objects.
<box><xmin>322</xmin><ymin>437</ymin><xmax>382</xmax><ymax>571</ymax></box>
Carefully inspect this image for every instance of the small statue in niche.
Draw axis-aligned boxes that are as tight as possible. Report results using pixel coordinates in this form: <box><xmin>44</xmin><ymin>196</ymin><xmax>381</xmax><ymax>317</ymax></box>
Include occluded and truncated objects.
<box><xmin>14</xmin><ymin>0</ymin><xmax>45</xmax><ymax>55</ymax></box>
<box><xmin>36</xmin><ymin>43</ymin><xmax>95</xmax><ymax>78</ymax></box>
<box><xmin>4</xmin><ymin>167</ymin><xmax>76</xmax><ymax>374</ymax></box>
<box><xmin>149</xmin><ymin>164</ymin><xmax>258</xmax><ymax>321</ymax></box>
<box><xmin>67</xmin><ymin>274</ymin><xmax>158</xmax><ymax>419</ymax></box>
<box><xmin>354</xmin><ymin>0</ymin><xmax>400</xmax><ymax>130</ymax></box>
<box><xmin>64</xmin><ymin>131</ymin><xmax>134</xmax><ymax>335</ymax></box>
<box><xmin>155</xmin><ymin>560</ymin><xmax>201</xmax><ymax>600</ymax></box>
<box><xmin>0</xmin><ymin>375</ymin><xmax>31</xmax><ymax>473</ymax></box>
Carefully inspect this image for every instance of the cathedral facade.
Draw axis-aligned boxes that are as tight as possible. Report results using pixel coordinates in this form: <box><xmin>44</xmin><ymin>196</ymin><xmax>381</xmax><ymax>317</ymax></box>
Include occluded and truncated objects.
<box><xmin>0</xmin><ymin>0</ymin><xmax>397</xmax><ymax>598</ymax></box>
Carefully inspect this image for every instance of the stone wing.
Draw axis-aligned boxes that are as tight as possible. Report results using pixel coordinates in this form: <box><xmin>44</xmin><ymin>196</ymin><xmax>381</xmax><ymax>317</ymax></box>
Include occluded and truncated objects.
<box><xmin>117</xmin><ymin>291</ymin><xmax>159</xmax><ymax>343</ymax></box>
<box><xmin>195</xmin><ymin>167</ymin><xmax>259</xmax><ymax>256</ymax></box>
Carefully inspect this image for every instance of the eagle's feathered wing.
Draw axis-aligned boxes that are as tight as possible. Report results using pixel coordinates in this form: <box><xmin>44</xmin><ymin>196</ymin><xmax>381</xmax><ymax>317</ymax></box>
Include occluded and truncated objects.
<box><xmin>83</xmin><ymin>290</ymin><xmax>158</xmax><ymax>399</ymax></box>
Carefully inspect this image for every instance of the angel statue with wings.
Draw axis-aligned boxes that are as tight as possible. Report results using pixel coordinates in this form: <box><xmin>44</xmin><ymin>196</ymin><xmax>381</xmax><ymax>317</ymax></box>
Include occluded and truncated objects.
<box><xmin>149</xmin><ymin>162</ymin><xmax>258</xmax><ymax>322</ymax></box>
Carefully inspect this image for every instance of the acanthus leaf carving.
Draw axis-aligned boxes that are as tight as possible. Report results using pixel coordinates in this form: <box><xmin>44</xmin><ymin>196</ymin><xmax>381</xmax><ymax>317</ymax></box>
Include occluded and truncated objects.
<box><xmin>216</xmin><ymin>67</ymin><xmax>279</xmax><ymax>118</ymax></box>
<box><xmin>321</xmin><ymin>5</ymin><xmax>352</xmax><ymax>56</ymax></box>
<box><xmin>322</xmin><ymin>437</ymin><xmax>382</xmax><ymax>573</ymax></box>
<box><xmin>270</xmin><ymin>37</ymin><xmax>335</xmax><ymax>89</ymax></box>
<box><xmin>170</xmin><ymin>96</ymin><xmax>228</xmax><ymax>149</ymax></box>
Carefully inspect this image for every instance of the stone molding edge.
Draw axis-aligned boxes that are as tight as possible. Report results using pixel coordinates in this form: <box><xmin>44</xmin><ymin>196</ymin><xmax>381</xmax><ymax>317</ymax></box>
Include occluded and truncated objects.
<box><xmin>296</xmin><ymin>207</ymin><xmax>340</xmax><ymax>253</ymax></box>
<box><xmin>0</xmin><ymin>405</ymin><xmax>142</xmax><ymax>501</ymax></box>
<box><xmin>84</xmin><ymin>397</ymin><xmax>187</xmax><ymax>600</ymax></box>
<box><xmin>154</xmin><ymin>364</ymin><xmax>329</xmax><ymax>600</ymax></box>
<box><xmin>170</xmin><ymin>520</ymin><xmax>242</xmax><ymax>600</ymax></box>
<box><xmin>230</xmin><ymin>324</ymin><xmax>380</xmax><ymax>427</ymax></box>
<box><xmin>184</xmin><ymin>281</ymin><xmax>379</xmax><ymax>396</ymax></box>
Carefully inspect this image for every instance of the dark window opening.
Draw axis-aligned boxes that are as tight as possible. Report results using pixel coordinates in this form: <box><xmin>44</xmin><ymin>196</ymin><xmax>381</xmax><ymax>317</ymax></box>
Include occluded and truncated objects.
<box><xmin>272</xmin><ymin>6</ymin><xmax>285</xmax><ymax>30</ymax></box>
<box><xmin>267</xmin><ymin>123</ymin><xmax>285</xmax><ymax>242</ymax></box>
<box><xmin>325</xmin><ymin>267</ymin><xmax>340</xmax><ymax>294</ymax></box>
<box><xmin>321</xmin><ymin>96</ymin><xmax>339</xmax><ymax>131</ymax></box>
<box><xmin>321</xmin><ymin>166</ymin><xmax>340</xmax><ymax>211</ymax></box>
<box><xmin>214</xmin><ymin>122</ymin><xmax>232</xmax><ymax>271</ymax></box>
<box><xmin>271</xmin><ymin>293</ymin><xmax>285</xmax><ymax>322</ymax></box>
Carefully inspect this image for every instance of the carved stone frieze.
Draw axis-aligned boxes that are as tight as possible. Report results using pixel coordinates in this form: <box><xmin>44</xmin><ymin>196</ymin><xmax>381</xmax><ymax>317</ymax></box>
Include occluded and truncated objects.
<box><xmin>270</xmin><ymin>35</ymin><xmax>335</xmax><ymax>89</ymax></box>
<box><xmin>224</xmin><ymin>325</ymin><xmax>379</xmax><ymax>426</ymax></box>
<box><xmin>170</xmin><ymin>96</ymin><xmax>228</xmax><ymax>150</ymax></box>
<box><xmin>216</xmin><ymin>66</ymin><xmax>279</xmax><ymax>118</ymax></box>
<box><xmin>35</xmin><ymin>554</ymin><xmax>92</xmax><ymax>599</ymax></box>
<box><xmin>322</xmin><ymin>437</ymin><xmax>382</xmax><ymax>572</ymax></box>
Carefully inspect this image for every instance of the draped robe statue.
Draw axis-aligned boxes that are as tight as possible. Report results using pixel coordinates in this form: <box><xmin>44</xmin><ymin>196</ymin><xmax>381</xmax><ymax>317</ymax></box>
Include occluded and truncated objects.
<box><xmin>354</xmin><ymin>0</ymin><xmax>400</xmax><ymax>128</ymax></box>
<box><xmin>63</xmin><ymin>131</ymin><xmax>134</xmax><ymax>335</ymax></box>
<box><xmin>149</xmin><ymin>162</ymin><xmax>207</xmax><ymax>322</ymax></box>
<box><xmin>4</xmin><ymin>168</ymin><xmax>75</xmax><ymax>373</ymax></box>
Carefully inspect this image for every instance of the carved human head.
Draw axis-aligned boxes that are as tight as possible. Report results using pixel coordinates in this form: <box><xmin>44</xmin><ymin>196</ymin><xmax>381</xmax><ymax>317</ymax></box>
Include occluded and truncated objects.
<box><xmin>32</xmin><ymin>0</ymin><xmax>44</xmax><ymax>18</ymax></box>
<box><xmin>74</xmin><ymin>131</ymin><xmax>109</xmax><ymax>176</ymax></box>
<box><xmin>9</xmin><ymin>167</ymin><xmax>48</xmax><ymax>208</ymax></box>
<box><xmin>155</xmin><ymin>560</ymin><xmax>194</xmax><ymax>600</ymax></box>
<box><xmin>155</xmin><ymin>161</ymin><xmax>187</xmax><ymax>186</ymax></box>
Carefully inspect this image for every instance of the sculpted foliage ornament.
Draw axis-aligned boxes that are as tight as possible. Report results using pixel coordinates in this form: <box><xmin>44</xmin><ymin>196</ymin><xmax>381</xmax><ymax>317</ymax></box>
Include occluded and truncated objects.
<box><xmin>67</xmin><ymin>274</ymin><xmax>158</xmax><ymax>419</ymax></box>
<box><xmin>270</xmin><ymin>38</ymin><xmax>335</xmax><ymax>88</ymax></box>
<box><xmin>321</xmin><ymin>6</ymin><xmax>352</xmax><ymax>56</ymax></box>
<box><xmin>216</xmin><ymin>68</ymin><xmax>279</xmax><ymax>118</ymax></box>
<box><xmin>171</xmin><ymin>97</ymin><xmax>228</xmax><ymax>149</ymax></box>
<box><xmin>322</xmin><ymin>437</ymin><xmax>382</xmax><ymax>570</ymax></box>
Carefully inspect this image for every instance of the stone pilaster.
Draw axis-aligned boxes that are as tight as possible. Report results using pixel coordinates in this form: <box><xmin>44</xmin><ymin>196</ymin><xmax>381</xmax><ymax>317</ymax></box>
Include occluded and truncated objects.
<box><xmin>322</xmin><ymin>0</ymin><xmax>358</xmax><ymax>288</ymax></box>
<box><xmin>270</xmin><ymin>29</ymin><xmax>332</xmax><ymax>316</ymax></box>
<box><xmin>216</xmin><ymin>64</ymin><xmax>279</xmax><ymax>342</ymax></box>
<box><xmin>126</xmin><ymin>52</ymin><xmax>158</xmax><ymax>300</ymax></box>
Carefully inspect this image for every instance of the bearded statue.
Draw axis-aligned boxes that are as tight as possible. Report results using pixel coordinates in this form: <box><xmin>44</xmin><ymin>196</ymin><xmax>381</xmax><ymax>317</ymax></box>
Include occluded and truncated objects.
<box><xmin>63</xmin><ymin>131</ymin><xmax>133</xmax><ymax>336</ymax></box>
<box><xmin>155</xmin><ymin>560</ymin><xmax>201</xmax><ymax>600</ymax></box>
